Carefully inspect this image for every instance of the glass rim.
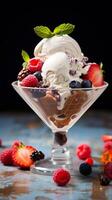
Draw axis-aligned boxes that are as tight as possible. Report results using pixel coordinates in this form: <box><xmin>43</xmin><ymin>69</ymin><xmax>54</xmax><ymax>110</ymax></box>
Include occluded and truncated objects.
<box><xmin>12</xmin><ymin>81</ymin><xmax>109</xmax><ymax>91</ymax></box>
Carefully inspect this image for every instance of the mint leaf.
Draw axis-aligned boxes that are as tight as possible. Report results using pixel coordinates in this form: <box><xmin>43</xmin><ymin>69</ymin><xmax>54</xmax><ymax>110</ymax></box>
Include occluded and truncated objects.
<box><xmin>22</xmin><ymin>62</ymin><xmax>28</xmax><ymax>69</ymax></box>
<box><xmin>53</xmin><ymin>23</ymin><xmax>75</xmax><ymax>35</ymax></box>
<box><xmin>21</xmin><ymin>50</ymin><xmax>30</xmax><ymax>62</ymax></box>
<box><xmin>34</xmin><ymin>26</ymin><xmax>53</xmax><ymax>38</ymax></box>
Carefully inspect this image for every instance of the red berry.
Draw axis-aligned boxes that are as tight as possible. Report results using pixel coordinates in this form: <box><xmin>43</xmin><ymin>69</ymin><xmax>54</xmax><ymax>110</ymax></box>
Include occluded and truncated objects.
<box><xmin>83</xmin><ymin>63</ymin><xmax>104</xmax><ymax>87</ymax></box>
<box><xmin>104</xmin><ymin>162</ymin><xmax>112</xmax><ymax>179</ymax></box>
<box><xmin>20</xmin><ymin>75</ymin><xmax>39</xmax><ymax>87</ymax></box>
<box><xmin>53</xmin><ymin>168</ymin><xmax>71</xmax><ymax>186</ymax></box>
<box><xmin>0</xmin><ymin>138</ymin><xmax>2</xmax><ymax>146</ymax></box>
<box><xmin>102</xmin><ymin>135</ymin><xmax>112</xmax><ymax>143</ymax></box>
<box><xmin>0</xmin><ymin>148</ymin><xmax>13</xmax><ymax>166</ymax></box>
<box><xmin>85</xmin><ymin>157</ymin><xmax>94</xmax><ymax>166</ymax></box>
<box><xmin>104</xmin><ymin>141</ymin><xmax>112</xmax><ymax>152</ymax></box>
<box><xmin>28</xmin><ymin>58</ymin><xmax>43</xmax><ymax>73</ymax></box>
<box><xmin>76</xmin><ymin>144</ymin><xmax>91</xmax><ymax>160</ymax></box>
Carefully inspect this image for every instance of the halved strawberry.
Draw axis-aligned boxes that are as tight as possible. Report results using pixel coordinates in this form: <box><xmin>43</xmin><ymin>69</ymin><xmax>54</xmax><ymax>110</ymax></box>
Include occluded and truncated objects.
<box><xmin>12</xmin><ymin>144</ymin><xmax>37</xmax><ymax>169</ymax></box>
<box><xmin>83</xmin><ymin>63</ymin><xmax>104</xmax><ymax>87</ymax></box>
<box><xmin>102</xmin><ymin>135</ymin><xmax>112</xmax><ymax>143</ymax></box>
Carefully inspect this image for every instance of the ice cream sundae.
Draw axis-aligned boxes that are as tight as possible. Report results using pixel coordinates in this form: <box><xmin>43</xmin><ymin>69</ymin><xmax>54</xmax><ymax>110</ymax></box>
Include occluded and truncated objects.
<box><xmin>16</xmin><ymin>23</ymin><xmax>105</xmax><ymax>129</ymax></box>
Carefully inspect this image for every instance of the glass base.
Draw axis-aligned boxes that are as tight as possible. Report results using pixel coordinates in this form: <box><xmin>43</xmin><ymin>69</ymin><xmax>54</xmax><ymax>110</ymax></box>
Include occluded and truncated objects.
<box><xmin>31</xmin><ymin>157</ymin><xmax>76</xmax><ymax>176</ymax></box>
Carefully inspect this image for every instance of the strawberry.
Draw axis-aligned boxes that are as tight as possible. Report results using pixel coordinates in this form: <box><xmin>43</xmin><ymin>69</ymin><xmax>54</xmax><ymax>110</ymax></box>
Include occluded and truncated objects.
<box><xmin>12</xmin><ymin>140</ymin><xmax>23</xmax><ymax>148</ymax></box>
<box><xmin>102</xmin><ymin>135</ymin><xmax>112</xmax><ymax>142</ymax></box>
<box><xmin>20</xmin><ymin>74</ymin><xmax>39</xmax><ymax>87</ymax></box>
<box><xmin>0</xmin><ymin>148</ymin><xmax>13</xmax><ymax>166</ymax></box>
<box><xmin>28</xmin><ymin>58</ymin><xmax>43</xmax><ymax>73</ymax></box>
<box><xmin>83</xmin><ymin>63</ymin><xmax>104</xmax><ymax>87</ymax></box>
<box><xmin>12</xmin><ymin>144</ymin><xmax>37</xmax><ymax>169</ymax></box>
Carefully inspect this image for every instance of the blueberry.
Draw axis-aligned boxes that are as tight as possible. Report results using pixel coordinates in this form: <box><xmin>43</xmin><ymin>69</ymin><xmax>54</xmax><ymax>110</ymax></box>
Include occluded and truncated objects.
<box><xmin>79</xmin><ymin>163</ymin><xmax>92</xmax><ymax>176</ymax></box>
<box><xmin>34</xmin><ymin>71</ymin><xmax>42</xmax><ymax>81</ymax></box>
<box><xmin>32</xmin><ymin>89</ymin><xmax>46</xmax><ymax>98</ymax></box>
<box><xmin>81</xmin><ymin>80</ymin><xmax>92</xmax><ymax>88</ymax></box>
<box><xmin>69</xmin><ymin>81</ymin><xmax>81</xmax><ymax>88</ymax></box>
<box><xmin>99</xmin><ymin>174</ymin><xmax>110</xmax><ymax>186</ymax></box>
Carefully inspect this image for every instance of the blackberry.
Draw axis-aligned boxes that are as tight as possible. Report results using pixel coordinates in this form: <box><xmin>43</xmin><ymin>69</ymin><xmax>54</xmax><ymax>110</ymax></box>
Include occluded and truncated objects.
<box><xmin>17</xmin><ymin>68</ymin><xmax>30</xmax><ymax>81</ymax></box>
<box><xmin>79</xmin><ymin>163</ymin><xmax>92</xmax><ymax>176</ymax></box>
<box><xmin>34</xmin><ymin>71</ymin><xmax>42</xmax><ymax>81</ymax></box>
<box><xmin>31</xmin><ymin>150</ymin><xmax>45</xmax><ymax>161</ymax></box>
<box><xmin>99</xmin><ymin>174</ymin><xmax>110</xmax><ymax>186</ymax></box>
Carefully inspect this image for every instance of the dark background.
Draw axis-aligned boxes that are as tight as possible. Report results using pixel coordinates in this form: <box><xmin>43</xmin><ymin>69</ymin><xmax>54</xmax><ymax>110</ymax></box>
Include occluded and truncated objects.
<box><xmin>0</xmin><ymin>3</ymin><xmax>112</xmax><ymax>111</ymax></box>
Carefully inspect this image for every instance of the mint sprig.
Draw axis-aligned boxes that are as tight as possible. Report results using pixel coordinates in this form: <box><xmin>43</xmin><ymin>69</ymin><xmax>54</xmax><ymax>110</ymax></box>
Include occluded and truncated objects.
<box><xmin>34</xmin><ymin>26</ymin><xmax>53</xmax><ymax>38</ymax></box>
<box><xmin>53</xmin><ymin>23</ymin><xmax>75</xmax><ymax>35</ymax></box>
<box><xmin>34</xmin><ymin>23</ymin><xmax>75</xmax><ymax>38</ymax></box>
<box><xmin>21</xmin><ymin>50</ymin><xmax>30</xmax><ymax>62</ymax></box>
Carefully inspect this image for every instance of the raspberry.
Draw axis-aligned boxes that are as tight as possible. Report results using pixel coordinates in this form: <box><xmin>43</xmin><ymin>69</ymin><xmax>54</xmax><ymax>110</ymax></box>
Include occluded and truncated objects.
<box><xmin>104</xmin><ymin>162</ymin><xmax>112</xmax><ymax>179</ymax></box>
<box><xmin>76</xmin><ymin>144</ymin><xmax>91</xmax><ymax>160</ymax></box>
<box><xmin>0</xmin><ymin>148</ymin><xmax>13</xmax><ymax>166</ymax></box>
<box><xmin>104</xmin><ymin>141</ymin><xmax>112</xmax><ymax>152</ymax></box>
<box><xmin>85</xmin><ymin>157</ymin><xmax>94</xmax><ymax>166</ymax></box>
<box><xmin>79</xmin><ymin>163</ymin><xmax>92</xmax><ymax>176</ymax></box>
<box><xmin>0</xmin><ymin>138</ymin><xmax>2</xmax><ymax>146</ymax></box>
<box><xmin>28</xmin><ymin>58</ymin><xmax>43</xmax><ymax>73</ymax></box>
<box><xmin>53</xmin><ymin>168</ymin><xmax>71</xmax><ymax>186</ymax></box>
<box><xmin>20</xmin><ymin>75</ymin><xmax>39</xmax><ymax>87</ymax></box>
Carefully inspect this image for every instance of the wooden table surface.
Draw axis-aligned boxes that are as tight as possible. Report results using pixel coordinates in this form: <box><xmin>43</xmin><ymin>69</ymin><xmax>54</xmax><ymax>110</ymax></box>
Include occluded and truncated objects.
<box><xmin>0</xmin><ymin>110</ymin><xmax>112</xmax><ymax>200</ymax></box>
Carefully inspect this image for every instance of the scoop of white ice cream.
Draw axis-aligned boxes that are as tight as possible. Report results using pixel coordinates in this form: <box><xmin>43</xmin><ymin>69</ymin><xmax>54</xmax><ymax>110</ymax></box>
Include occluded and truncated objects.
<box><xmin>42</xmin><ymin>52</ymin><xmax>70</xmax><ymax>89</ymax></box>
<box><xmin>34</xmin><ymin>34</ymin><xmax>83</xmax><ymax>61</ymax></box>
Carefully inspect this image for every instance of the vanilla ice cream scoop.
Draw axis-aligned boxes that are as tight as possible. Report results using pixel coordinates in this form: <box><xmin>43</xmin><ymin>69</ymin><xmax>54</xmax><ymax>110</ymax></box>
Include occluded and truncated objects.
<box><xmin>42</xmin><ymin>52</ymin><xmax>70</xmax><ymax>88</ymax></box>
<box><xmin>34</xmin><ymin>34</ymin><xmax>83</xmax><ymax>61</ymax></box>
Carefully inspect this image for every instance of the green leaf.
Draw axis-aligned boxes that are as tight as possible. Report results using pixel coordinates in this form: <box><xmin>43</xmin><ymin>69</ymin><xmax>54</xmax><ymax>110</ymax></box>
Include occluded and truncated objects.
<box><xmin>53</xmin><ymin>23</ymin><xmax>75</xmax><ymax>35</ymax></box>
<box><xmin>21</xmin><ymin>50</ymin><xmax>30</xmax><ymax>62</ymax></box>
<box><xmin>34</xmin><ymin>26</ymin><xmax>53</xmax><ymax>38</ymax></box>
<box><xmin>22</xmin><ymin>62</ymin><xmax>28</xmax><ymax>69</ymax></box>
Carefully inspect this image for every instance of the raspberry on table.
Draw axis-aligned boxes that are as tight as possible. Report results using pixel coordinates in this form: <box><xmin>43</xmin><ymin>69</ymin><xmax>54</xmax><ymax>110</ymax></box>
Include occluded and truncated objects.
<box><xmin>53</xmin><ymin>168</ymin><xmax>71</xmax><ymax>186</ymax></box>
<box><xmin>76</xmin><ymin>144</ymin><xmax>91</xmax><ymax>160</ymax></box>
<box><xmin>85</xmin><ymin>157</ymin><xmax>94</xmax><ymax>166</ymax></box>
<box><xmin>0</xmin><ymin>148</ymin><xmax>14</xmax><ymax>166</ymax></box>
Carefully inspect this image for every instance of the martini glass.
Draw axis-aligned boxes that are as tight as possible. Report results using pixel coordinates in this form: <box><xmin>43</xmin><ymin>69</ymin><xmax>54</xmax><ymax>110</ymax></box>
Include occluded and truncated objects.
<box><xmin>12</xmin><ymin>81</ymin><xmax>108</xmax><ymax>175</ymax></box>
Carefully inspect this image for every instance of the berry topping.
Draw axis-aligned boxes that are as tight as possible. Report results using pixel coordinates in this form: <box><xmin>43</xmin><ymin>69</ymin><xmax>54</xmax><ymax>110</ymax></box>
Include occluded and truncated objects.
<box><xmin>81</xmin><ymin>80</ymin><xmax>92</xmax><ymax>88</ymax></box>
<box><xmin>85</xmin><ymin>157</ymin><xmax>94</xmax><ymax>166</ymax></box>
<box><xmin>102</xmin><ymin>135</ymin><xmax>112</xmax><ymax>143</ymax></box>
<box><xmin>99</xmin><ymin>174</ymin><xmax>110</xmax><ymax>186</ymax></box>
<box><xmin>83</xmin><ymin>63</ymin><xmax>104</xmax><ymax>87</ymax></box>
<box><xmin>55</xmin><ymin>132</ymin><xmax>67</xmax><ymax>146</ymax></box>
<box><xmin>32</xmin><ymin>89</ymin><xmax>46</xmax><ymax>98</ymax></box>
<box><xmin>104</xmin><ymin>141</ymin><xmax>112</xmax><ymax>152</ymax></box>
<box><xmin>79</xmin><ymin>163</ymin><xmax>92</xmax><ymax>176</ymax></box>
<box><xmin>76</xmin><ymin>144</ymin><xmax>91</xmax><ymax>160</ymax></box>
<box><xmin>0</xmin><ymin>148</ymin><xmax>13</xmax><ymax>166</ymax></box>
<box><xmin>17</xmin><ymin>68</ymin><xmax>31</xmax><ymax>81</ymax></box>
<box><xmin>34</xmin><ymin>71</ymin><xmax>43</xmax><ymax>81</ymax></box>
<box><xmin>12</xmin><ymin>144</ymin><xmax>37</xmax><ymax>169</ymax></box>
<box><xmin>53</xmin><ymin>168</ymin><xmax>71</xmax><ymax>186</ymax></box>
<box><xmin>69</xmin><ymin>81</ymin><xmax>81</xmax><ymax>88</ymax></box>
<box><xmin>104</xmin><ymin>162</ymin><xmax>112</xmax><ymax>179</ymax></box>
<box><xmin>28</xmin><ymin>58</ymin><xmax>43</xmax><ymax>73</ymax></box>
<box><xmin>31</xmin><ymin>150</ymin><xmax>45</xmax><ymax>161</ymax></box>
<box><xmin>20</xmin><ymin>75</ymin><xmax>39</xmax><ymax>87</ymax></box>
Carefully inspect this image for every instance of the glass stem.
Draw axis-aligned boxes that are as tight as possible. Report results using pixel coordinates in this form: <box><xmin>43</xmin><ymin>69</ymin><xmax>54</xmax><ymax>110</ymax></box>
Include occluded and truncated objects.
<box><xmin>51</xmin><ymin>131</ymin><xmax>72</xmax><ymax>165</ymax></box>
